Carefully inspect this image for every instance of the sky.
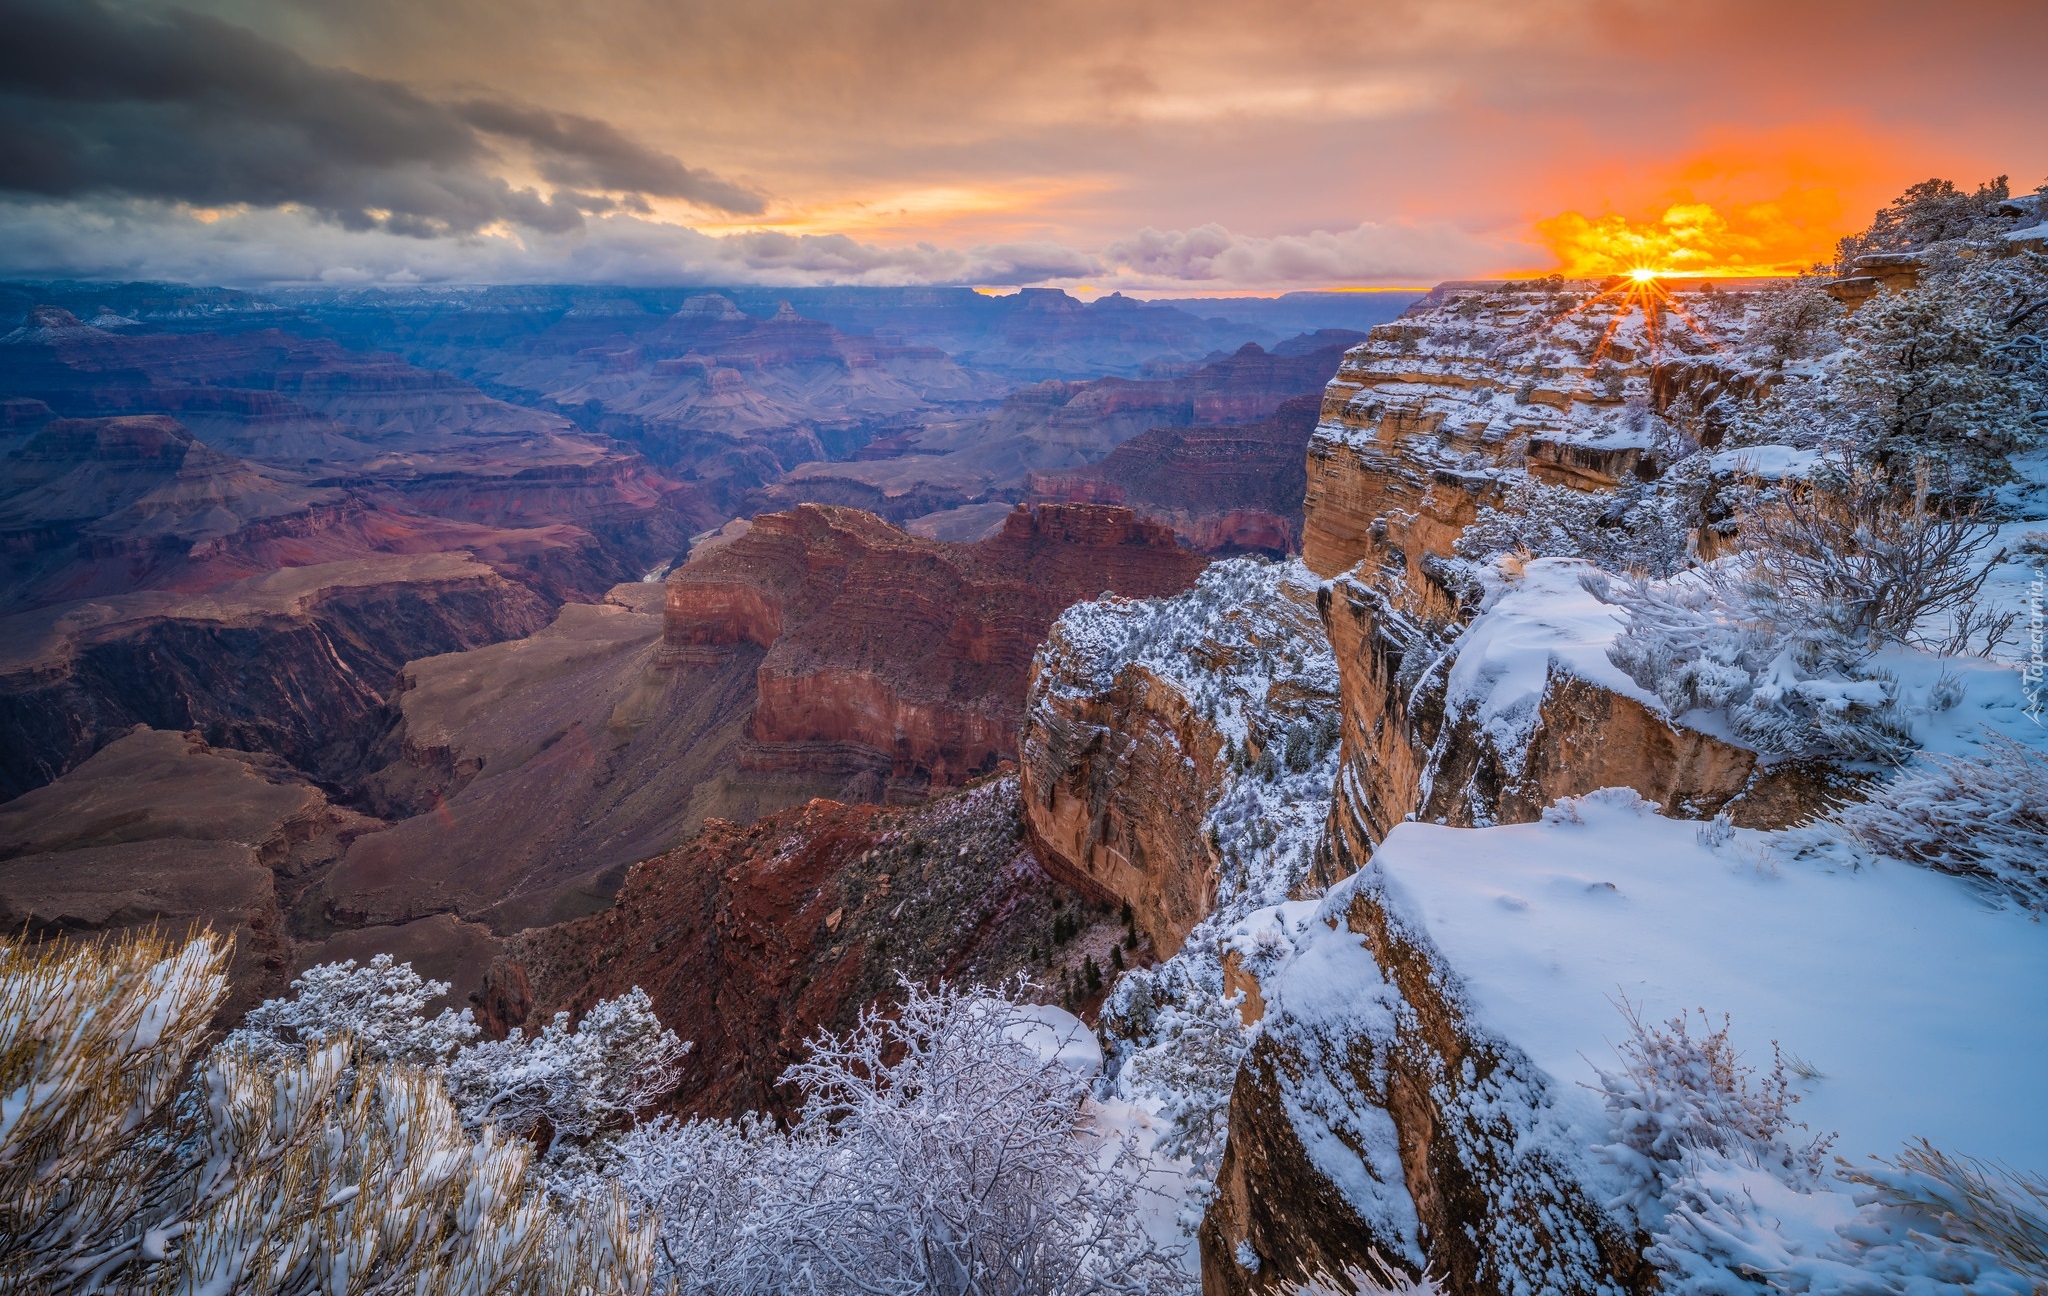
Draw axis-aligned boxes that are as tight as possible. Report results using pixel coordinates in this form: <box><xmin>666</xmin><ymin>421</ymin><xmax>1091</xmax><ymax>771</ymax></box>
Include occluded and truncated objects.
<box><xmin>0</xmin><ymin>0</ymin><xmax>2043</xmax><ymax>292</ymax></box>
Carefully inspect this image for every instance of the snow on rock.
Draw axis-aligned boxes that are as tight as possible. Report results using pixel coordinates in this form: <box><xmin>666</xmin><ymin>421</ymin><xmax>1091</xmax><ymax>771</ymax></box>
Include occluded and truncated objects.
<box><xmin>1444</xmin><ymin>556</ymin><xmax>1655</xmax><ymax>765</ymax></box>
<box><xmin>1707</xmin><ymin>444</ymin><xmax>1821</xmax><ymax>481</ymax></box>
<box><xmin>1357</xmin><ymin>789</ymin><xmax>2048</xmax><ymax>1172</ymax></box>
<box><xmin>1023</xmin><ymin>556</ymin><xmax>1342</xmax><ymax>950</ymax></box>
<box><xmin>1007</xmin><ymin>1002</ymin><xmax>1104</xmax><ymax>1080</ymax></box>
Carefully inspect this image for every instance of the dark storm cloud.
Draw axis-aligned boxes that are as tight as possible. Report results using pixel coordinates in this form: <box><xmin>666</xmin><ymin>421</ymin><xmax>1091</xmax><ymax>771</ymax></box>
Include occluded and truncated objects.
<box><xmin>0</xmin><ymin>0</ymin><xmax>762</xmax><ymax>236</ymax></box>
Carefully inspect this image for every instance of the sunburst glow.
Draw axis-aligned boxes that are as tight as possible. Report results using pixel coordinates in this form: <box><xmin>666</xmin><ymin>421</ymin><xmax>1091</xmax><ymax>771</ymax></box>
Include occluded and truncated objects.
<box><xmin>1535</xmin><ymin>199</ymin><xmax>1831</xmax><ymax>279</ymax></box>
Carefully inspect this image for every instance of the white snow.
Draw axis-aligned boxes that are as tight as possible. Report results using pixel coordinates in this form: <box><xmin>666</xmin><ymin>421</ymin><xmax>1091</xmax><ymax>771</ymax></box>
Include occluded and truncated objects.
<box><xmin>1444</xmin><ymin>557</ymin><xmax>1655</xmax><ymax>760</ymax></box>
<box><xmin>1708</xmin><ymin>444</ymin><xmax>1821</xmax><ymax>481</ymax></box>
<box><xmin>1007</xmin><ymin>1003</ymin><xmax>1104</xmax><ymax>1080</ymax></box>
<box><xmin>1007</xmin><ymin>1003</ymin><xmax>1202</xmax><ymax>1278</ymax></box>
<box><xmin>1348</xmin><ymin>789</ymin><xmax>2048</xmax><ymax>1173</ymax></box>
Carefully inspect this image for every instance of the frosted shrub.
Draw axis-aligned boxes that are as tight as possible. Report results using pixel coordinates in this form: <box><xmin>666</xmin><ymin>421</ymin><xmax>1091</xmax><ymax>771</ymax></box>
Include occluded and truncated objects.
<box><xmin>1832</xmin><ymin>731</ymin><xmax>2048</xmax><ymax>910</ymax></box>
<box><xmin>0</xmin><ymin>932</ymin><xmax>653</xmax><ymax>1296</ymax></box>
<box><xmin>1104</xmin><ymin>959</ymin><xmax>1250</xmax><ymax>1228</ymax></box>
<box><xmin>613</xmin><ymin>978</ymin><xmax>1182</xmax><ymax>1296</ymax></box>
<box><xmin>1455</xmin><ymin>472</ymin><xmax>1695</xmax><ymax>578</ymax></box>
<box><xmin>1599</xmin><ymin>464</ymin><xmax>2000</xmax><ymax>759</ymax></box>
<box><xmin>1738</xmin><ymin>463</ymin><xmax>2004</xmax><ymax>654</ymax></box>
<box><xmin>446</xmin><ymin>987</ymin><xmax>689</xmax><ymax>1163</ymax></box>
<box><xmin>1588</xmin><ymin>1001</ymin><xmax>1831</xmax><ymax>1219</ymax></box>
<box><xmin>1598</xmin><ymin>566</ymin><xmax>1915</xmax><ymax>762</ymax></box>
<box><xmin>226</xmin><ymin>952</ymin><xmax>480</xmax><ymax>1066</ymax></box>
<box><xmin>1649</xmin><ymin>1140</ymin><xmax>2047</xmax><ymax>1294</ymax></box>
<box><xmin>1842</xmin><ymin>1140</ymin><xmax>2048</xmax><ymax>1287</ymax></box>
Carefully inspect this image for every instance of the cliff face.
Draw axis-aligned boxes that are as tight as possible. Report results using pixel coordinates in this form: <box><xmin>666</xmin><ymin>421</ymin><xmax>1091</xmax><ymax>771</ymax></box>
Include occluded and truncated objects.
<box><xmin>669</xmin><ymin>502</ymin><xmax>1209</xmax><ymax>798</ymax></box>
<box><xmin>1299</xmin><ymin>283</ymin><xmax>1767</xmax><ymax>578</ymax></box>
<box><xmin>314</xmin><ymin>503</ymin><xmax>1204</xmax><ymax>938</ymax></box>
<box><xmin>1018</xmin><ymin>560</ymin><xmax>1339</xmax><ymax>957</ymax></box>
<box><xmin>0</xmin><ymin>727</ymin><xmax>386</xmax><ymax>1019</ymax></box>
<box><xmin>498</xmin><ymin>776</ymin><xmax>1102</xmax><ymax>1118</ymax></box>
<box><xmin>0</xmin><ymin>550</ymin><xmax>555</xmax><ymax>800</ymax></box>
<box><xmin>0</xmin><ymin>393</ymin><xmax>700</xmax><ymax>795</ymax></box>
<box><xmin>1194</xmin><ymin>281</ymin><xmax>1844</xmax><ymax>1295</ymax></box>
<box><xmin>1199</xmin><ymin>862</ymin><xmax>1654</xmax><ymax>1296</ymax></box>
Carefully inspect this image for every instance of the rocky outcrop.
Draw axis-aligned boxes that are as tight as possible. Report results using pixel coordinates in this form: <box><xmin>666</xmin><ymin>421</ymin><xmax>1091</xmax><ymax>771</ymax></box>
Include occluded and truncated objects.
<box><xmin>1312</xmin><ymin>559</ymin><xmax>1841</xmax><ymax>877</ymax></box>
<box><xmin>1027</xmin><ymin>394</ymin><xmax>1321</xmax><ymax>555</ymax></box>
<box><xmin>669</xmin><ymin>503</ymin><xmax>1209</xmax><ymax>798</ymax></box>
<box><xmin>1197</xmin><ymin>280</ymin><xmax>1846</xmax><ymax>1296</ymax></box>
<box><xmin>1299</xmin><ymin>282</ymin><xmax>1770</xmax><ymax>578</ymax></box>
<box><xmin>499</xmin><ymin>776</ymin><xmax>1107</xmax><ymax>1118</ymax></box>
<box><xmin>1199</xmin><ymin>861</ymin><xmax>1653</xmax><ymax>1296</ymax></box>
<box><xmin>1018</xmin><ymin>560</ymin><xmax>1339</xmax><ymax>956</ymax></box>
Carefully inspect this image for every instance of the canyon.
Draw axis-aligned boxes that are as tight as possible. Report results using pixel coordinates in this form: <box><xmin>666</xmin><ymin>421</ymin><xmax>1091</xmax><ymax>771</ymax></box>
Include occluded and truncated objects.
<box><xmin>9</xmin><ymin>260</ymin><xmax>2041</xmax><ymax>1296</ymax></box>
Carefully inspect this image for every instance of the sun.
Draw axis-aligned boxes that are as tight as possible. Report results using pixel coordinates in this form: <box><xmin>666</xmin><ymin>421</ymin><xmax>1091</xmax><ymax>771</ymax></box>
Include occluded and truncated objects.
<box><xmin>1629</xmin><ymin>267</ymin><xmax>1660</xmax><ymax>282</ymax></box>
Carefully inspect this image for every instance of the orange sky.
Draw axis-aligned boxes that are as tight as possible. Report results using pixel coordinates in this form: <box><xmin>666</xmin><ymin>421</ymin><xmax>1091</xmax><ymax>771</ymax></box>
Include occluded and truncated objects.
<box><xmin>5</xmin><ymin>0</ymin><xmax>2044</xmax><ymax>287</ymax></box>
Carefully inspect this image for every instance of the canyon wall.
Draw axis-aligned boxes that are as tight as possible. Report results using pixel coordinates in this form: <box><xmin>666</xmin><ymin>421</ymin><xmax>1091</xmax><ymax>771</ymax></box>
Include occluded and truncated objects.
<box><xmin>1027</xmin><ymin>393</ymin><xmax>1321</xmax><ymax>554</ymax></box>
<box><xmin>1018</xmin><ymin>560</ymin><xmax>1339</xmax><ymax>957</ymax></box>
<box><xmin>669</xmin><ymin>502</ymin><xmax>1209</xmax><ymax>799</ymax></box>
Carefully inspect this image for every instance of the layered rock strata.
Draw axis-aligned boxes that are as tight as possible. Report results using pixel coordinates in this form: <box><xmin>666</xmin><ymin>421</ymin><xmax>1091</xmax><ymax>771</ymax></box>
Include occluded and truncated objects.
<box><xmin>668</xmin><ymin>502</ymin><xmax>1209</xmax><ymax>797</ymax></box>
<box><xmin>318</xmin><ymin>503</ymin><xmax>1203</xmax><ymax>938</ymax></box>
<box><xmin>1027</xmin><ymin>394</ymin><xmax>1321</xmax><ymax>554</ymax></box>
<box><xmin>765</xmin><ymin>334</ymin><xmax>1362</xmax><ymax>527</ymax></box>
<box><xmin>1299</xmin><ymin>281</ymin><xmax>1778</xmax><ymax>578</ymax></box>
<box><xmin>0</xmin><ymin>727</ymin><xmax>387</xmax><ymax>1018</ymax></box>
<box><xmin>1019</xmin><ymin>559</ymin><xmax>1339</xmax><ymax>956</ymax></box>
<box><xmin>0</xmin><ymin>548</ymin><xmax>554</xmax><ymax>800</ymax></box>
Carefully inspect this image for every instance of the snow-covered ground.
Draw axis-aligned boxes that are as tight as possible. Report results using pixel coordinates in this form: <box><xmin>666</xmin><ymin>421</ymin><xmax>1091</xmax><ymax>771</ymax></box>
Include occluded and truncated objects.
<box><xmin>1357</xmin><ymin>790</ymin><xmax>2048</xmax><ymax>1173</ymax></box>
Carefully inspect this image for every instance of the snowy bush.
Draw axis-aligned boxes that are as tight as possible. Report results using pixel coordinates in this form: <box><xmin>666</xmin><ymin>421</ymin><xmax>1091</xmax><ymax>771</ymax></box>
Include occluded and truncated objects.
<box><xmin>1588</xmin><ymin>1001</ymin><xmax>1832</xmax><ymax>1220</ymax></box>
<box><xmin>226</xmin><ymin>952</ymin><xmax>480</xmax><ymax>1066</ymax></box>
<box><xmin>1840</xmin><ymin>1140</ymin><xmax>2048</xmax><ymax>1287</ymax></box>
<box><xmin>1599</xmin><ymin>463</ymin><xmax>2001</xmax><ymax>759</ymax></box>
<box><xmin>1744</xmin><ymin>217</ymin><xmax>2048</xmax><ymax>490</ymax></box>
<box><xmin>1599</xmin><ymin>566</ymin><xmax>1916</xmax><ymax>761</ymax></box>
<box><xmin>1648</xmin><ymin>1141</ymin><xmax>2046</xmax><ymax>1295</ymax></box>
<box><xmin>1832</xmin><ymin>731</ymin><xmax>2048</xmax><ymax>910</ymax></box>
<box><xmin>446</xmin><ymin>987</ymin><xmax>689</xmax><ymax>1167</ymax></box>
<box><xmin>1834</xmin><ymin>175</ymin><xmax>2026</xmax><ymax>262</ymax></box>
<box><xmin>1100</xmin><ymin>958</ymin><xmax>1250</xmax><ymax>1228</ymax></box>
<box><xmin>1455</xmin><ymin>470</ymin><xmax>1698</xmax><ymax>578</ymax></box>
<box><xmin>0</xmin><ymin>932</ymin><xmax>653</xmax><ymax>1296</ymax></box>
<box><xmin>1743</xmin><ymin>282</ymin><xmax>1846</xmax><ymax>367</ymax></box>
<box><xmin>609</xmin><ymin>978</ymin><xmax>1183</xmax><ymax>1296</ymax></box>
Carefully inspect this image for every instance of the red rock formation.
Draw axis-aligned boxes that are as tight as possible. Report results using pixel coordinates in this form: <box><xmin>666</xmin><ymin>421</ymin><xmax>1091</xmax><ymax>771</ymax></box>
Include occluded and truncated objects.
<box><xmin>500</xmin><ymin>777</ymin><xmax>1100</xmax><ymax>1118</ymax></box>
<box><xmin>668</xmin><ymin>503</ymin><xmax>1209</xmax><ymax>796</ymax></box>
